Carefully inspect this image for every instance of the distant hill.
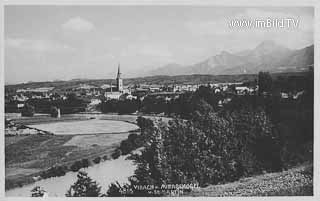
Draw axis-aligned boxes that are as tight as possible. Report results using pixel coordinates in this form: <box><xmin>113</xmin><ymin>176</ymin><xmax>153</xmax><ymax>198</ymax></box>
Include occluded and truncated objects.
<box><xmin>5</xmin><ymin>72</ymin><xmax>311</xmax><ymax>93</ymax></box>
<box><xmin>148</xmin><ymin>63</ymin><xmax>185</xmax><ymax>76</ymax></box>
<box><xmin>147</xmin><ymin>41</ymin><xmax>314</xmax><ymax>76</ymax></box>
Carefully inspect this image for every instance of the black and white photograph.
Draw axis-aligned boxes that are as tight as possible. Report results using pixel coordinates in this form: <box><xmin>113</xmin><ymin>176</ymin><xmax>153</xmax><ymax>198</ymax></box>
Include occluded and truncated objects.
<box><xmin>2</xmin><ymin>1</ymin><xmax>316</xmax><ymax>198</ymax></box>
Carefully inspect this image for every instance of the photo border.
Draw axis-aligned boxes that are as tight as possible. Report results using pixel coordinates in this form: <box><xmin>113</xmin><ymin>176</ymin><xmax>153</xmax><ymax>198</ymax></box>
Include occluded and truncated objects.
<box><xmin>0</xmin><ymin>1</ymin><xmax>318</xmax><ymax>201</ymax></box>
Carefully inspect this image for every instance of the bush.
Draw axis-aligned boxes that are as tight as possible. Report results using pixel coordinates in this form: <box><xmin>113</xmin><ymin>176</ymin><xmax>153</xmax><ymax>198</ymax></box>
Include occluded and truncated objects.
<box><xmin>21</xmin><ymin>103</ymin><xmax>35</xmax><ymax>117</ymax></box>
<box><xmin>103</xmin><ymin>155</ymin><xmax>109</xmax><ymax>160</ymax></box>
<box><xmin>119</xmin><ymin>140</ymin><xmax>134</xmax><ymax>155</ymax></box>
<box><xmin>40</xmin><ymin>165</ymin><xmax>67</xmax><ymax>179</ymax></box>
<box><xmin>66</xmin><ymin>171</ymin><xmax>101</xmax><ymax>197</ymax></box>
<box><xmin>111</xmin><ymin>149</ymin><xmax>122</xmax><ymax>159</ymax></box>
<box><xmin>70</xmin><ymin>159</ymin><xmax>89</xmax><ymax>172</ymax></box>
<box><xmin>93</xmin><ymin>157</ymin><xmax>101</xmax><ymax>164</ymax></box>
<box><xmin>70</xmin><ymin>161</ymin><xmax>83</xmax><ymax>172</ymax></box>
<box><xmin>31</xmin><ymin>186</ymin><xmax>46</xmax><ymax>197</ymax></box>
<box><xmin>106</xmin><ymin>182</ymin><xmax>130</xmax><ymax>197</ymax></box>
<box><xmin>50</xmin><ymin>106</ymin><xmax>59</xmax><ymax>118</ymax></box>
<box><xmin>81</xmin><ymin>159</ymin><xmax>90</xmax><ymax>168</ymax></box>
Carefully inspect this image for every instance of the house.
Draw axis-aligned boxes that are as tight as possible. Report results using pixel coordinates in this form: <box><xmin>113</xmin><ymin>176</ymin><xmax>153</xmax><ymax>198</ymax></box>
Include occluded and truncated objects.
<box><xmin>281</xmin><ymin>92</ymin><xmax>289</xmax><ymax>99</ymax></box>
<box><xmin>293</xmin><ymin>90</ymin><xmax>305</xmax><ymax>99</ymax></box>
<box><xmin>235</xmin><ymin>86</ymin><xmax>250</xmax><ymax>95</ymax></box>
<box><xmin>90</xmin><ymin>99</ymin><xmax>101</xmax><ymax>105</ymax></box>
<box><xmin>104</xmin><ymin>91</ymin><xmax>122</xmax><ymax>100</ymax></box>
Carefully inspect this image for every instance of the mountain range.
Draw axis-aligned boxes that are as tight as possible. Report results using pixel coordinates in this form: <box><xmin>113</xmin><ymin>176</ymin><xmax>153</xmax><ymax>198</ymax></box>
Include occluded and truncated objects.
<box><xmin>147</xmin><ymin>40</ymin><xmax>314</xmax><ymax>76</ymax></box>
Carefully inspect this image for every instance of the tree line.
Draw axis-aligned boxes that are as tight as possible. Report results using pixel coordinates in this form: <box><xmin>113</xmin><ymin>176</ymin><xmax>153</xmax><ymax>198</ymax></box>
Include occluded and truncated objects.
<box><xmin>31</xmin><ymin>69</ymin><xmax>313</xmax><ymax>196</ymax></box>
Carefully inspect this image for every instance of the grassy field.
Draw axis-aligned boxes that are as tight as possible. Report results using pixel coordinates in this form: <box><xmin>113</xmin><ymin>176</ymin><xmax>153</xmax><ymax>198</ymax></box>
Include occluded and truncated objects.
<box><xmin>5</xmin><ymin>135</ymin><xmax>29</xmax><ymax>146</ymax></box>
<box><xmin>186</xmin><ymin>163</ymin><xmax>313</xmax><ymax>196</ymax></box>
<box><xmin>64</xmin><ymin>134</ymin><xmax>130</xmax><ymax>148</ymax></box>
<box><xmin>28</xmin><ymin>119</ymin><xmax>138</xmax><ymax>135</ymax></box>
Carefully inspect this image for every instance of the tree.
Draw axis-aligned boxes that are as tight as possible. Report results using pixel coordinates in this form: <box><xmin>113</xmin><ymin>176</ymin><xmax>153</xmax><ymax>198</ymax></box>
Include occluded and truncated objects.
<box><xmin>31</xmin><ymin>186</ymin><xmax>46</xmax><ymax>197</ymax></box>
<box><xmin>107</xmin><ymin>107</ymin><xmax>284</xmax><ymax>196</ymax></box>
<box><xmin>137</xmin><ymin>116</ymin><xmax>154</xmax><ymax>140</ymax></box>
<box><xmin>193</xmin><ymin>85</ymin><xmax>219</xmax><ymax>110</ymax></box>
<box><xmin>258</xmin><ymin>71</ymin><xmax>273</xmax><ymax>95</ymax></box>
<box><xmin>50</xmin><ymin>106</ymin><xmax>59</xmax><ymax>118</ymax></box>
<box><xmin>106</xmin><ymin>181</ymin><xmax>131</xmax><ymax>197</ymax></box>
<box><xmin>93</xmin><ymin>156</ymin><xmax>101</xmax><ymax>164</ymax></box>
<box><xmin>111</xmin><ymin>149</ymin><xmax>122</xmax><ymax>159</ymax></box>
<box><xmin>126</xmin><ymin>120</ymin><xmax>167</xmax><ymax>196</ymax></box>
<box><xmin>66</xmin><ymin>171</ymin><xmax>101</xmax><ymax>197</ymax></box>
<box><xmin>229</xmin><ymin>108</ymin><xmax>283</xmax><ymax>173</ymax></box>
<box><xmin>21</xmin><ymin>103</ymin><xmax>35</xmax><ymax>117</ymax></box>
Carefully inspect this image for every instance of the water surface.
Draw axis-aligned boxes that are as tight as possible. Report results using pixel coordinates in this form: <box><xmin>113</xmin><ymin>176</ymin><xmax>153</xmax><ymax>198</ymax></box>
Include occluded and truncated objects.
<box><xmin>6</xmin><ymin>155</ymin><xmax>136</xmax><ymax>197</ymax></box>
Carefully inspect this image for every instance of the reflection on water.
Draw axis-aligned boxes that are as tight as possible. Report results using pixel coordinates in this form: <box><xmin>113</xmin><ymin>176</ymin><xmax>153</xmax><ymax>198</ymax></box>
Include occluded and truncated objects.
<box><xmin>6</xmin><ymin>155</ymin><xmax>136</xmax><ymax>197</ymax></box>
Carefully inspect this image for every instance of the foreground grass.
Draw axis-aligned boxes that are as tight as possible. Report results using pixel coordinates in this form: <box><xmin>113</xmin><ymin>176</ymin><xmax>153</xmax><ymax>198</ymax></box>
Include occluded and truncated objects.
<box><xmin>186</xmin><ymin>163</ymin><xmax>313</xmax><ymax>196</ymax></box>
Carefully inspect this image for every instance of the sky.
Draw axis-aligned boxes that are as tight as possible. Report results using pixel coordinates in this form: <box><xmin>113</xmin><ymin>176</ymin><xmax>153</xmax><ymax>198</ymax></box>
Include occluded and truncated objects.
<box><xmin>4</xmin><ymin>6</ymin><xmax>314</xmax><ymax>84</ymax></box>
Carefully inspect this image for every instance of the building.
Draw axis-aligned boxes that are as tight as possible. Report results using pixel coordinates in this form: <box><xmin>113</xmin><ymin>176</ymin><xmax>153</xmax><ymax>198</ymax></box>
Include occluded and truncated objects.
<box><xmin>104</xmin><ymin>63</ymin><xmax>124</xmax><ymax>100</ymax></box>
<box><xmin>105</xmin><ymin>91</ymin><xmax>122</xmax><ymax>100</ymax></box>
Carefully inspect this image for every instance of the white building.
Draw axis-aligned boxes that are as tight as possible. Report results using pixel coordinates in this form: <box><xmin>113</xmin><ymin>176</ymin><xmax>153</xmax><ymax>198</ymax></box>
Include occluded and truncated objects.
<box><xmin>105</xmin><ymin>92</ymin><xmax>122</xmax><ymax>100</ymax></box>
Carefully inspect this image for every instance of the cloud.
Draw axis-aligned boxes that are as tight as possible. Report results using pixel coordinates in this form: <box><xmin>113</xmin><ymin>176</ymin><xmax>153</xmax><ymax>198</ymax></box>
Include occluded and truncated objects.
<box><xmin>62</xmin><ymin>17</ymin><xmax>95</xmax><ymax>32</ymax></box>
<box><xmin>5</xmin><ymin>37</ymin><xmax>75</xmax><ymax>52</ymax></box>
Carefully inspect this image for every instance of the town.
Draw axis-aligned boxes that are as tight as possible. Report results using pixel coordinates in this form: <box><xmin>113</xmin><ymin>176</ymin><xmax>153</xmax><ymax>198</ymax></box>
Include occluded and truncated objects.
<box><xmin>6</xmin><ymin>63</ymin><xmax>306</xmax><ymax>120</ymax></box>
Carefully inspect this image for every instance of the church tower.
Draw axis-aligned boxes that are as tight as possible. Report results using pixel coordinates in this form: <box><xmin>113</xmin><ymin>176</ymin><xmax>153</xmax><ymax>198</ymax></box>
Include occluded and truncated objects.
<box><xmin>116</xmin><ymin>63</ymin><xmax>123</xmax><ymax>92</ymax></box>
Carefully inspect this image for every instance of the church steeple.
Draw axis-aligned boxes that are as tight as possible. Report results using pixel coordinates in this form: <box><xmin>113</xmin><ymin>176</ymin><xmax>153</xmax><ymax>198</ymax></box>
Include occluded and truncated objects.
<box><xmin>117</xmin><ymin>63</ymin><xmax>121</xmax><ymax>79</ymax></box>
<box><xmin>116</xmin><ymin>62</ymin><xmax>123</xmax><ymax>92</ymax></box>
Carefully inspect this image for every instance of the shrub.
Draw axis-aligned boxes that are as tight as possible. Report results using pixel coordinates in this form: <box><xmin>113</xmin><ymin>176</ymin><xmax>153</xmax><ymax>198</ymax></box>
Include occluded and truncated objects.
<box><xmin>70</xmin><ymin>159</ymin><xmax>89</xmax><ymax>172</ymax></box>
<box><xmin>21</xmin><ymin>103</ymin><xmax>35</xmax><ymax>117</ymax></box>
<box><xmin>106</xmin><ymin>181</ymin><xmax>131</xmax><ymax>197</ymax></box>
<box><xmin>31</xmin><ymin>186</ymin><xmax>46</xmax><ymax>197</ymax></box>
<box><xmin>103</xmin><ymin>155</ymin><xmax>109</xmax><ymax>160</ymax></box>
<box><xmin>106</xmin><ymin>182</ymin><xmax>123</xmax><ymax>197</ymax></box>
<box><xmin>81</xmin><ymin>159</ymin><xmax>90</xmax><ymax>168</ymax></box>
<box><xmin>119</xmin><ymin>140</ymin><xmax>134</xmax><ymax>155</ymax></box>
<box><xmin>70</xmin><ymin>161</ymin><xmax>83</xmax><ymax>172</ymax></box>
<box><xmin>93</xmin><ymin>157</ymin><xmax>101</xmax><ymax>164</ymax></box>
<box><xmin>40</xmin><ymin>165</ymin><xmax>67</xmax><ymax>179</ymax></box>
<box><xmin>66</xmin><ymin>171</ymin><xmax>101</xmax><ymax>197</ymax></box>
<box><xmin>111</xmin><ymin>149</ymin><xmax>122</xmax><ymax>159</ymax></box>
<box><xmin>50</xmin><ymin>106</ymin><xmax>59</xmax><ymax>118</ymax></box>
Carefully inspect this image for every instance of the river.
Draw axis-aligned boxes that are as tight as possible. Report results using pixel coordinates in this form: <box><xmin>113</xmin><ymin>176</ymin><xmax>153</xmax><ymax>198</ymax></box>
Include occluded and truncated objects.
<box><xmin>5</xmin><ymin>113</ymin><xmax>168</xmax><ymax>197</ymax></box>
<box><xmin>5</xmin><ymin>113</ymin><xmax>141</xmax><ymax>197</ymax></box>
<box><xmin>6</xmin><ymin>155</ymin><xmax>136</xmax><ymax>197</ymax></box>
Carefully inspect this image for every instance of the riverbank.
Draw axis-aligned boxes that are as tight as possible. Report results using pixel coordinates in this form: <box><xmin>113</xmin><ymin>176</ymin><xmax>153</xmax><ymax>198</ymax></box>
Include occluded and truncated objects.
<box><xmin>5</xmin><ymin>134</ymin><xmax>120</xmax><ymax>190</ymax></box>
<box><xmin>5</xmin><ymin>114</ymin><xmax>140</xmax><ymax>191</ymax></box>
<box><xmin>5</xmin><ymin>113</ymin><xmax>171</xmax><ymax>192</ymax></box>
<box><xmin>6</xmin><ymin>155</ymin><xmax>136</xmax><ymax>197</ymax></box>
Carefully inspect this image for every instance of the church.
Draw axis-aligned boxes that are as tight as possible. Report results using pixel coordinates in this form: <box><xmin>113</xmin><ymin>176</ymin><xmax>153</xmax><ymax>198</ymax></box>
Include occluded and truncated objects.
<box><xmin>104</xmin><ymin>63</ymin><xmax>124</xmax><ymax>100</ymax></box>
